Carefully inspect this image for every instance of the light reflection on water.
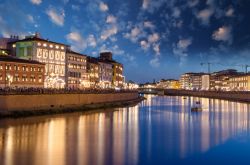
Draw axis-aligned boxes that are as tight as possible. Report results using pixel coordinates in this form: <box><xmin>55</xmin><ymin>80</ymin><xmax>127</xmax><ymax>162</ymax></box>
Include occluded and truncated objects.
<box><xmin>1</xmin><ymin>95</ymin><xmax>250</xmax><ymax>165</ymax></box>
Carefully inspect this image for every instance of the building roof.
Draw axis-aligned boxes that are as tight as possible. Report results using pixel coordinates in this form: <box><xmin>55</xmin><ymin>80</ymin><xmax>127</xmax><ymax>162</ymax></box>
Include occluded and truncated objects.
<box><xmin>87</xmin><ymin>56</ymin><xmax>99</xmax><ymax>64</ymax></box>
<box><xmin>66</xmin><ymin>50</ymin><xmax>87</xmax><ymax>57</ymax></box>
<box><xmin>0</xmin><ymin>55</ymin><xmax>45</xmax><ymax>65</ymax></box>
<box><xmin>9</xmin><ymin>36</ymin><xmax>68</xmax><ymax>46</ymax></box>
<box><xmin>97</xmin><ymin>58</ymin><xmax>122</xmax><ymax>66</ymax></box>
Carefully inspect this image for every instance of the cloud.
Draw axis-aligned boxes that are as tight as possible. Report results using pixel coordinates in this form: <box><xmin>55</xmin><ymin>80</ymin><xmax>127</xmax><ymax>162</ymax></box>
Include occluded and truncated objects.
<box><xmin>87</xmin><ymin>34</ymin><xmax>97</xmax><ymax>48</ymax></box>
<box><xmin>66</xmin><ymin>31</ymin><xmax>86</xmax><ymax>52</ymax></box>
<box><xmin>144</xmin><ymin>21</ymin><xmax>155</xmax><ymax>30</ymax></box>
<box><xmin>27</xmin><ymin>15</ymin><xmax>34</xmax><ymax>23</ymax></box>
<box><xmin>46</xmin><ymin>7</ymin><xmax>65</xmax><ymax>26</ymax></box>
<box><xmin>140</xmin><ymin>40</ymin><xmax>150</xmax><ymax>51</ymax></box>
<box><xmin>142</xmin><ymin>0</ymin><xmax>150</xmax><ymax>10</ymax></box>
<box><xmin>177</xmin><ymin>38</ymin><xmax>192</xmax><ymax>50</ymax></box>
<box><xmin>153</xmin><ymin>43</ymin><xmax>160</xmax><ymax>55</ymax></box>
<box><xmin>124</xmin><ymin>26</ymin><xmax>142</xmax><ymax>43</ymax></box>
<box><xmin>106</xmin><ymin>15</ymin><xmax>117</xmax><ymax>24</ymax></box>
<box><xmin>173</xmin><ymin>38</ymin><xmax>192</xmax><ymax>58</ymax></box>
<box><xmin>99</xmin><ymin>2</ymin><xmax>109</xmax><ymax>12</ymax></box>
<box><xmin>172</xmin><ymin>7</ymin><xmax>181</xmax><ymax>18</ymax></box>
<box><xmin>150</xmin><ymin>57</ymin><xmax>160</xmax><ymax>67</ymax></box>
<box><xmin>225</xmin><ymin>7</ymin><xmax>234</xmax><ymax>17</ymax></box>
<box><xmin>72</xmin><ymin>5</ymin><xmax>80</xmax><ymax>11</ymax></box>
<box><xmin>101</xmin><ymin>25</ymin><xmax>118</xmax><ymax>40</ymax></box>
<box><xmin>196</xmin><ymin>8</ymin><xmax>214</xmax><ymax>25</ymax></box>
<box><xmin>30</xmin><ymin>0</ymin><xmax>42</xmax><ymax>5</ymax></box>
<box><xmin>188</xmin><ymin>0</ymin><xmax>199</xmax><ymax>7</ymax></box>
<box><xmin>212</xmin><ymin>26</ymin><xmax>232</xmax><ymax>44</ymax></box>
<box><xmin>148</xmin><ymin>33</ymin><xmax>160</xmax><ymax>43</ymax></box>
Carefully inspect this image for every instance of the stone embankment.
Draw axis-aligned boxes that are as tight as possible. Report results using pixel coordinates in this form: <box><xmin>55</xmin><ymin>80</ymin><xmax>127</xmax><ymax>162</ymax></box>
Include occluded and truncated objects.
<box><xmin>0</xmin><ymin>91</ymin><xmax>142</xmax><ymax>118</ymax></box>
<box><xmin>165</xmin><ymin>89</ymin><xmax>250</xmax><ymax>103</ymax></box>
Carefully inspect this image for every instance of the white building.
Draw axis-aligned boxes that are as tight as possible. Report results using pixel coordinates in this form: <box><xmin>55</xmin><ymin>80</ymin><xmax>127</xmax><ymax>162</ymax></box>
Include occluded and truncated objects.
<box><xmin>201</xmin><ymin>74</ymin><xmax>210</xmax><ymax>90</ymax></box>
<box><xmin>10</xmin><ymin>34</ymin><xmax>67</xmax><ymax>88</ymax></box>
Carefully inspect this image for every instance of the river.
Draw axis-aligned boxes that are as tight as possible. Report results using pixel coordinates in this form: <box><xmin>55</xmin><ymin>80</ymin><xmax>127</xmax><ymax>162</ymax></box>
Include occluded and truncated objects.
<box><xmin>1</xmin><ymin>95</ymin><xmax>250</xmax><ymax>165</ymax></box>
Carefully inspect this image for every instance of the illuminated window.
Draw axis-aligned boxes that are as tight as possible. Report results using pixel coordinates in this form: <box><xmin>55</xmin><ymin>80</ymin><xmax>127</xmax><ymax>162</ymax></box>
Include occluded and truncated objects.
<box><xmin>61</xmin><ymin>46</ymin><xmax>64</xmax><ymax>50</ymax></box>
<box><xmin>6</xmin><ymin>65</ymin><xmax>11</xmax><ymax>70</ymax></box>
<box><xmin>37</xmin><ymin>42</ymin><xmax>41</xmax><ymax>46</ymax></box>
<box><xmin>43</xmin><ymin>43</ymin><xmax>47</xmax><ymax>47</ymax></box>
<box><xmin>38</xmin><ymin>76</ymin><xmax>42</xmax><ymax>82</ymax></box>
<box><xmin>56</xmin><ymin>45</ymin><xmax>59</xmax><ymax>49</ymax></box>
<box><xmin>49</xmin><ymin>44</ymin><xmax>53</xmax><ymax>48</ymax></box>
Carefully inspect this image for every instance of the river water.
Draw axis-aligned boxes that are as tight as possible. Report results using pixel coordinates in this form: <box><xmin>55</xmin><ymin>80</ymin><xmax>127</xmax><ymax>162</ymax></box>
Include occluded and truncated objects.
<box><xmin>1</xmin><ymin>95</ymin><xmax>250</xmax><ymax>165</ymax></box>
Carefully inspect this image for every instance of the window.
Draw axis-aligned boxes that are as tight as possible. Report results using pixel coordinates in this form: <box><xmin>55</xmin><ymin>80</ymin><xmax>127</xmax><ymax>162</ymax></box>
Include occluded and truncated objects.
<box><xmin>38</xmin><ymin>76</ymin><xmax>42</xmax><ymax>82</ymax></box>
<box><xmin>6</xmin><ymin>65</ymin><xmax>11</xmax><ymax>70</ymax></box>
<box><xmin>22</xmin><ymin>75</ymin><xmax>27</xmax><ymax>82</ymax></box>
<box><xmin>14</xmin><ymin>65</ymin><xmax>17</xmax><ymax>71</ymax></box>
<box><xmin>14</xmin><ymin>75</ymin><xmax>19</xmax><ymax>82</ymax></box>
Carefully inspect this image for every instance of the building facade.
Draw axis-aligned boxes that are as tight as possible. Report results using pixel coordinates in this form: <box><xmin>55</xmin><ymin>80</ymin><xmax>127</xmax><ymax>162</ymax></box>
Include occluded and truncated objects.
<box><xmin>99</xmin><ymin>52</ymin><xmax>124</xmax><ymax>88</ymax></box>
<box><xmin>180</xmin><ymin>73</ymin><xmax>204</xmax><ymax>90</ymax></box>
<box><xmin>98</xmin><ymin>60</ymin><xmax>113</xmax><ymax>88</ymax></box>
<box><xmin>10</xmin><ymin>34</ymin><xmax>67</xmax><ymax>88</ymax></box>
<box><xmin>156</xmin><ymin>79</ymin><xmax>180</xmax><ymax>89</ymax></box>
<box><xmin>201</xmin><ymin>74</ymin><xmax>210</xmax><ymax>90</ymax></box>
<box><xmin>87</xmin><ymin>57</ymin><xmax>100</xmax><ymax>88</ymax></box>
<box><xmin>229</xmin><ymin>74</ymin><xmax>250</xmax><ymax>91</ymax></box>
<box><xmin>66</xmin><ymin>50</ymin><xmax>88</xmax><ymax>89</ymax></box>
<box><xmin>0</xmin><ymin>56</ymin><xmax>45</xmax><ymax>88</ymax></box>
<box><xmin>210</xmin><ymin>69</ymin><xmax>241</xmax><ymax>91</ymax></box>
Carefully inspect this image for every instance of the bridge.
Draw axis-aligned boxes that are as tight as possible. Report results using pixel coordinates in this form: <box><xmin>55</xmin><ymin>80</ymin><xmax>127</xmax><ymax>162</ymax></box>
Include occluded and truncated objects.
<box><xmin>138</xmin><ymin>88</ymin><xmax>165</xmax><ymax>95</ymax></box>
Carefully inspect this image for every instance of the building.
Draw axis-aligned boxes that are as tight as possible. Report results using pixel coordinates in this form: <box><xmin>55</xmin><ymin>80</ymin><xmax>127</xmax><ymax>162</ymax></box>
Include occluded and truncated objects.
<box><xmin>210</xmin><ymin>69</ymin><xmax>241</xmax><ymax>91</ymax></box>
<box><xmin>229</xmin><ymin>74</ymin><xmax>250</xmax><ymax>91</ymax></box>
<box><xmin>156</xmin><ymin>79</ymin><xmax>180</xmax><ymax>89</ymax></box>
<box><xmin>66</xmin><ymin>50</ymin><xmax>88</xmax><ymax>89</ymax></box>
<box><xmin>0</xmin><ymin>55</ymin><xmax>45</xmax><ymax>88</ymax></box>
<box><xmin>9</xmin><ymin>33</ymin><xmax>67</xmax><ymax>88</ymax></box>
<box><xmin>180</xmin><ymin>73</ymin><xmax>205</xmax><ymax>90</ymax></box>
<box><xmin>87</xmin><ymin>57</ymin><xmax>100</xmax><ymax>88</ymax></box>
<box><xmin>99</xmin><ymin>52</ymin><xmax>124</xmax><ymax>88</ymax></box>
<box><xmin>98</xmin><ymin>59</ymin><xmax>113</xmax><ymax>88</ymax></box>
<box><xmin>201</xmin><ymin>74</ymin><xmax>210</xmax><ymax>90</ymax></box>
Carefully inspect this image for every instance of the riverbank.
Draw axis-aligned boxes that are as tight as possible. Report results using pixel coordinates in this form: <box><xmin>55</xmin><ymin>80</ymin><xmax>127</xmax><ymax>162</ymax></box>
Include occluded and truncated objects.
<box><xmin>0</xmin><ymin>92</ymin><xmax>143</xmax><ymax>118</ymax></box>
<box><xmin>165</xmin><ymin>89</ymin><xmax>250</xmax><ymax>103</ymax></box>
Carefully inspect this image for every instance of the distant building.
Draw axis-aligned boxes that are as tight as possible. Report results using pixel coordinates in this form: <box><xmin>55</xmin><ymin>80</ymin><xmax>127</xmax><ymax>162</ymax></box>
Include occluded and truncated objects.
<box><xmin>9</xmin><ymin>33</ymin><xmax>67</xmax><ymax>88</ymax></box>
<box><xmin>210</xmin><ymin>69</ymin><xmax>242</xmax><ymax>91</ymax></box>
<box><xmin>87</xmin><ymin>57</ymin><xmax>100</xmax><ymax>88</ymax></box>
<box><xmin>180</xmin><ymin>73</ymin><xmax>205</xmax><ymax>90</ymax></box>
<box><xmin>156</xmin><ymin>79</ymin><xmax>180</xmax><ymax>89</ymax></box>
<box><xmin>229</xmin><ymin>74</ymin><xmax>250</xmax><ymax>91</ymax></box>
<box><xmin>66</xmin><ymin>50</ymin><xmax>88</xmax><ymax>89</ymax></box>
<box><xmin>0</xmin><ymin>55</ymin><xmax>45</xmax><ymax>88</ymax></box>
<box><xmin>201</xmin><ymin>74</ymin><xmax>210</xmax><ymax>90</ymax></box>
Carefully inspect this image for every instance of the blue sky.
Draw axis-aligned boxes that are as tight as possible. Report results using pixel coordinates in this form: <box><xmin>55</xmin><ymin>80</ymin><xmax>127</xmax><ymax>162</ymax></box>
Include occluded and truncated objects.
<box><xmin>0</xmin><ymin>0</ymin><xmax>250</xmax><ymax>83</ymax></box>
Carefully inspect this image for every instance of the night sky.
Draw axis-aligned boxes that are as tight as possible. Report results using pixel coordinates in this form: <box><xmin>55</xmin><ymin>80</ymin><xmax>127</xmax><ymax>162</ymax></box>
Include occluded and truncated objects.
<box><xmin>0</xmin><ymin>0</ymin><xmax>250</xmax><ymax>83</ymax></box>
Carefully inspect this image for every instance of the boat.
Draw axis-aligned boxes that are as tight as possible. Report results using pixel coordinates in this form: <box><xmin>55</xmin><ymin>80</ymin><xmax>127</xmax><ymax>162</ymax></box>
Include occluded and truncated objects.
<box><xmin>191</xmin><ymin>101</ymin><xmax>202</xmax><ymax>112</ymax></box>
<box><xmin>191</xmin><ymin>107</ymin><xmax>202</xmax><ymax>112</ymax></box>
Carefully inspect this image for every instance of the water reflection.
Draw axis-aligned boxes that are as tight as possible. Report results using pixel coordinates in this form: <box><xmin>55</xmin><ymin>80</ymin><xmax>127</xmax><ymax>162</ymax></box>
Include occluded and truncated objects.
<box><xmin>0</xmin><ymin>95</ymin><xmax>250</xmax><ymax>165</ymax></box>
